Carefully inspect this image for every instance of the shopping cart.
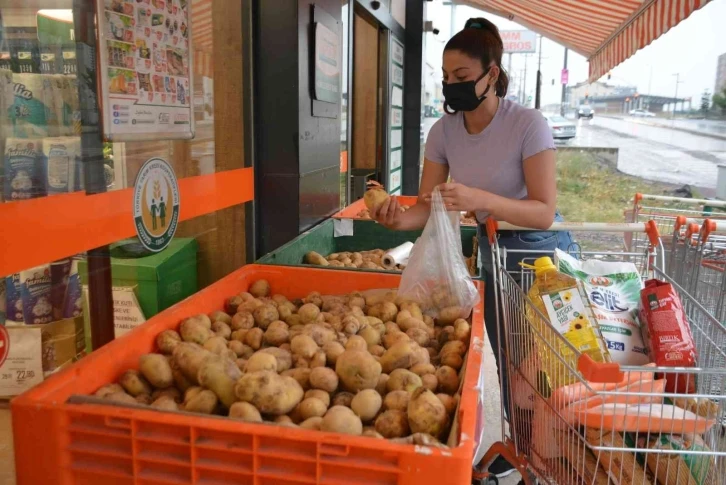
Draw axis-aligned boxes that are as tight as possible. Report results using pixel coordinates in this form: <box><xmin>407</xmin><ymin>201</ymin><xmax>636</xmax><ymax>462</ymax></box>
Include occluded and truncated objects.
<box><xmin>473</xmin><ymin>221</ymin><xmax>726</xmax><ymax>485</ymax></box>
<box><xmin>624</xmin><ymin>193</ymin><xmax>726</xmax><ymax>254</ymax></box>
<box><xmin>666</xmin><ymin>216</ymin><xmax>702</xmax><ymax>291</ymax></box>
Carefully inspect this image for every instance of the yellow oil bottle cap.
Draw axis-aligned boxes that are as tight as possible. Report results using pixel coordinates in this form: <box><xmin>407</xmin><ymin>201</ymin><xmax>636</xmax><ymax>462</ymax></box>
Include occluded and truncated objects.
<box><xmin>520</xmin><ymin>256</ymin><xmax>557</xmax><ymax>275</ymax></box>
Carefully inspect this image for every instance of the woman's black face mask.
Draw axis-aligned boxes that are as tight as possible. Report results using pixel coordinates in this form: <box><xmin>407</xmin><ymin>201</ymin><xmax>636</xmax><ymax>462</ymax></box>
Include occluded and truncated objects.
<box><xmin>442</xmin><ymin>70</ymin><xmax>491</xmax><ymax>114</ymax></box>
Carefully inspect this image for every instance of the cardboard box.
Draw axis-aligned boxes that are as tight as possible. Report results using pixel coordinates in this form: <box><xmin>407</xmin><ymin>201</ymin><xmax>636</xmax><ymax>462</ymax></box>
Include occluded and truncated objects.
<box><xmin>79</xmin><ymin>238</ymin><xmax>198</xmax><ymax>318</ymax></box>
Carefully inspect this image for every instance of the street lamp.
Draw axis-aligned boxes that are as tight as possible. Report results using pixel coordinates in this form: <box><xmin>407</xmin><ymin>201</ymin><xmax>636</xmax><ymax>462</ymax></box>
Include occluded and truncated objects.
<box><xmin>672</xmin><ymin>73</ymin><xmax>683</xmax><ymax>119</ymax></box>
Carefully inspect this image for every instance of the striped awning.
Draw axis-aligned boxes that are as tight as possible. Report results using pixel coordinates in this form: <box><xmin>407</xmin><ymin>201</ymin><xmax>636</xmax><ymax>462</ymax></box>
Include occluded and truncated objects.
<box><xmin>463</xmin><ymin>0</ymin><xmax>712</xmax><ymax>82</ymax></box>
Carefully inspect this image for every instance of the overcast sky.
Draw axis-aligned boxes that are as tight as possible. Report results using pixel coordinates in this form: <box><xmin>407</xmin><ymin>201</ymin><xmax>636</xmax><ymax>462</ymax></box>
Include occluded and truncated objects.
<box><xmin>424</xmin><ymin>0</ymin><xmax>726</xmax><ymax>106</ymax></box>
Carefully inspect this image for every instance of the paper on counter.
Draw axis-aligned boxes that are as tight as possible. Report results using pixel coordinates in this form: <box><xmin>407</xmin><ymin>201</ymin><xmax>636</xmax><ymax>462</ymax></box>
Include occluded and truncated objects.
<box><xmin>382</xmin><ymin>241</ymin><xmax>414</xmax><ymax>269</ymax></box>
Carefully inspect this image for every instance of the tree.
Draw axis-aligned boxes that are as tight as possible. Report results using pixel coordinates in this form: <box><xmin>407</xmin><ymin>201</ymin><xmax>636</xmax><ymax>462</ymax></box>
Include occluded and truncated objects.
<box><xmin>714</xmin><ymin>87</ymin><xmax>726</xmax><ymax>116</ymax></box>
<box><xmin>701</xmin><ymin>90</ymin><xmax>711</xmax><ymax>114</ymax></box>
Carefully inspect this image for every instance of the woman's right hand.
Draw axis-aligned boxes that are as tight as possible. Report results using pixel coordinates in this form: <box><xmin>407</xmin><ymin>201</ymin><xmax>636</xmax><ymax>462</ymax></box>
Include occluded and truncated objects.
<box><xmin>371</xmin><ymin>196</ymin><xmax>402</xmax><ymax>229</ymax></box>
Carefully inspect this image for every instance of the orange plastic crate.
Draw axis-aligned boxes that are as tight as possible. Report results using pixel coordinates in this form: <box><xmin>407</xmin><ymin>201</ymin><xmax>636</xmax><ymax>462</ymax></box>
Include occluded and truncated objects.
<box><xmin>12</xmin><ymin>264</ymin><xmax>485</xmax><ymax>485</ymax></box>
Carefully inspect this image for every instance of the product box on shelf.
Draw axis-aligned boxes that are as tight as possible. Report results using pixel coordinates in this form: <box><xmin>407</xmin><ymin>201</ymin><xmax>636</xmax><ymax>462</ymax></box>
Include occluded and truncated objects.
<box><xmin>78</xmin><ymin>238</ymin><xmax>198</xmax><ymax>318</ymax></box>
<box><xmin>258</xmin><ymin>218</ymin><xmax>479</xmax><ymax>276</ymax></box>
<box><xmin>12</xmin><ymin>265</ymin><xmax>486</xmax><ymax>485</ymax></box>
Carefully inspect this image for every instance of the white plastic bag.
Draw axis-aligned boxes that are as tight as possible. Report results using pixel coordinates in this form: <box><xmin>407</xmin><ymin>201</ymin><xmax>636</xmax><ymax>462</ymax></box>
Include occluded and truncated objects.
<box><xmin>398</xmin><ymin>188</ymin><xmax>479</xmax><ymax>319</ymax></box>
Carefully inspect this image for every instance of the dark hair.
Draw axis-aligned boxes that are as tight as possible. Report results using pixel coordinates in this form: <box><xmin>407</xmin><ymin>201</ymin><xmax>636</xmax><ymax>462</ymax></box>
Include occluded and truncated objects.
<box><xmin>444</xmin><ymin>17</ymin><xmax>509</xmax><ymax>97</ymax></box>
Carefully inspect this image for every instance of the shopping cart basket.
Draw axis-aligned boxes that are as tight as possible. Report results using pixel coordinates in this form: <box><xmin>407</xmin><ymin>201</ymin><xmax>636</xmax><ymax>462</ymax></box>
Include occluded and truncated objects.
<box><xmin>666</xmin><ymin>216</ymin><xmax>702</xmax><ymax>291</ymax></box>
<box><xmin>473</xmin><ymin>221</ymin><xmax>726</xmax><ymax>485</ymax></box>
<box><xmin>624</xmin><ymin>193</ymin><xmax>726</xmax><ymax>254</ymax></box>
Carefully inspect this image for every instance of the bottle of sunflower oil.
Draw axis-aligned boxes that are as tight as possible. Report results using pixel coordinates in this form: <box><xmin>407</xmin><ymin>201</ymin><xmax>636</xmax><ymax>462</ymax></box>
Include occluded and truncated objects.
<box><xmin>523</xmin><ymin>257</ymin><xmax>611</xmax><ymax>390</ymax></box>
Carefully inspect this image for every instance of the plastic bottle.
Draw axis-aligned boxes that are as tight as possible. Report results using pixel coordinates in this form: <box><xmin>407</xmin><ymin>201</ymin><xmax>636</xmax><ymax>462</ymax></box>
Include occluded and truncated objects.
<box><xmin>523</xmin><ymin>257</ymin><xmax>611</xmax><ymax>390</ymax></box>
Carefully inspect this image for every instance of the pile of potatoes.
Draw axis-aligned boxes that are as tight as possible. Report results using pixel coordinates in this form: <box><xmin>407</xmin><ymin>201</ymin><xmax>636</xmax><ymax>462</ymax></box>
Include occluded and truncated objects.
<box><xmin>304</xmin><ymin>249</ymin><xmax>405</xmax><ymax>271</ymax></box>
<box><xmin>94</xmin><ymin>280</ymin><xmax>472</xmax><ymax>447</ymax></box>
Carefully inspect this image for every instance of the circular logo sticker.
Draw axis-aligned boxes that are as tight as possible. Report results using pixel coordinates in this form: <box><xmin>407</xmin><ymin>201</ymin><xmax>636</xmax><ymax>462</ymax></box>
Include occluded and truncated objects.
<box><xmin>133</xmin><ymin>157</ymin><xmax>180</xmax><ymax>252</ymax></box>
<box><xmin>0</xmin><ymin>326</ymin><xmax>9</xmax><ymax>368</ymax></box>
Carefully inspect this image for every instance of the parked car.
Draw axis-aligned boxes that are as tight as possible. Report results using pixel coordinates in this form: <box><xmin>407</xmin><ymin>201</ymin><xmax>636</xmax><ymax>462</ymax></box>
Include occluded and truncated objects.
<box><xmin>577</xmin><ymin>105</ymin><xmax>594</xmax><ymax>119</ymax></box>
<box><xmin>543</xmin><ymin>114</ymin><xmax>577</xmax><ymax>139</ymax></box>
<box><xmin>629</xmin><ymin>109</ymin><xmax>655</xmax><ymax>117</ymax></box>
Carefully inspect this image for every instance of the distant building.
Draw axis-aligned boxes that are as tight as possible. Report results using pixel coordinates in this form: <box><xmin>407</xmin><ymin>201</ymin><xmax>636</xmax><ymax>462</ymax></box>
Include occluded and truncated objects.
<box><xmin>715</xmin><ymin>52</ymin><xmax>726</xmax><ymax>94</ymax></box>
<box><xmin>567</xmin><ymin>81</ymin><xmax>636</xmax><ymax>108</ymax></box>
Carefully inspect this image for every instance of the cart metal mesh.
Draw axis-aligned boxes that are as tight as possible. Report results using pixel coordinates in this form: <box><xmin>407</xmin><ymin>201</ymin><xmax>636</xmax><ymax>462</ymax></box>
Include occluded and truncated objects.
<box><xmin>477</xmin><ymin>221</ymin><xmax>726</xmax><ymax>485</ymax></box>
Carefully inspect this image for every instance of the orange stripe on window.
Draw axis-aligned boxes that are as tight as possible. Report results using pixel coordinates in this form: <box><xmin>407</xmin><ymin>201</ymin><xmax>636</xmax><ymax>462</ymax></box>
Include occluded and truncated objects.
<box><xmin>340</xmin><ymin>151</ymin><xmax>348</xmax><ymax>173</ymax></box>
<box><xmin>0</xmin><ymin>168</ymin><xmax>254</xmax><ymax>277</ymax></box>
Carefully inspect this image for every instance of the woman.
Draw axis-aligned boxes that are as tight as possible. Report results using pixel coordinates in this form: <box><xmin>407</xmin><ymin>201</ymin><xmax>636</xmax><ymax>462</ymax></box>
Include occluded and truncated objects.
<box><xmin>373</xmin><ymin>17</ymin><xmax>572</xmax><ymax>478</ymax></box>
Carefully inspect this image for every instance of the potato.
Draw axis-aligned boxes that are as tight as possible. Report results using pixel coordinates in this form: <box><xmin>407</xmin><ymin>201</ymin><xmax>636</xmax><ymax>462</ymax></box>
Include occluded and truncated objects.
<box><xmin>249</xmin><ymin>279</ymin><xmax>270</xmax><ymax>298</ymax></box>
<box><xmin>391</xmin><ymin>433</ymin><xmax>447</xmax><ymax>448</ymax></box>
<box><xmin>95</xmin><ymin>383</ymin><xmax>125</xmax><ymax>398</ymax></box>
<box><xmin>305</xmin><ymin>389</ymin><xmax>331</xmax><ymax>408</ymax></box>
<box><xmin>156</xmin><ymin>330</ymin><xmax>182</xmax><ymax>354</ymax></box>
<box><xmin>357</xmin><ymin>326</ymin><xmax>381</xmax><ymax>347</ymax></box>
<box><xmin>348</xmin><ymin>292</ymin><xmax>366</xmax><ymax>308</ymax></box>
<box><xmin>211</xmin><ymin>321</ymin><xmax>232</xmax><ymax>340</ymax></box>
<box><xmin>170</xmin><ymin>358</ymin><xmax>193</xmax><ymax>392</ymax></box>
<box><xmin>291</xmin><ymin>335</ymin><xmax>318</xmax><ymax>359</ymax></box>
<box><xmin>344</xmin><ymin>335</ymin><xmax>367</xmax><ymax>352</ymax></box>
<box><xmin>300</xmin><ymin>416</ymin><xmax>324</xmax><ymax>430</ymax></box>
<box><xmin>152</xmin><ymin>387</ymin><xmax>182</xmax><ymax>403</ymax></box>
<box><xmin>264</xmin><ymin>320</ymin><xmax>290</xmax><ymax>346</ymax></box>
<box><xmin>336</xmin><ymin>350</ymin><xmax>382</xmax><ymax>392</ymax></box>
<box><xmin>406</xmin><ymin>328</ymin><xmax>429</xmax><ymax>347</ymax></box>
<box><xmin>399</xmin><ymin>301</ymin><xmax>424</xmax><ymax>322</ymax></box>
<box><xmin>245</xmin><ymin>352</ymin><xmax>278</xmax><ymax>373</ymax></box>
<box><xmin>440</xmin><ymin>352</ymin><xmax>463</xmax><ymax>370</ymax></box>
<box><xmin>423</xmin><ymin>315</ymin><xmax>435</xmax><ymax>327</ymax></box>
<box><xmin>253</xmin><ymin>305</ymin><xmax>279</xmax><ymax>330</ymax></box>
<box><xmin>396</xmin><ymin>310</ymin><xmax>413</xmax><ymax>326</ymax></box>
<box><xmin>229</xmin><ymin>402</ymin><xmax>263</xmax><ymax>422</ymax></box>
<box><xmin>385</xmin><ymin>322</ymin><xmax>402</xmax><ymax>334</ymax></box>
<box><xmin>135</xmin><ymin>393</ymin><xmax>152</xmax><ymax>405</ymax></box>
<box><xmin>172</xmin><ymin>343</ymin><xmax>218</xmax><ymax>384</ymax></box>
<box><xmin>298</xmin><ymin>303</ymin><xmax>321</xmax><ymax>325</ymax></box>
<box><xmin>362</xmin><ymin>429</ymin><xmax>385</xmax><ymax>439</ymax></box>
<box><xmin>298</xmin><ymin>398</ymin><xmax>328</xmax><ymax>420</ymax></box>
<box><xmin>180</xmin><ymin>318</ymin><xmax>214</xmax><ymax>345</ymax></box>
<box><xmin>236</xmin><ymin>359</ymin><xmax>248</xmax><ymax>371</ymax></box>
<box><xmin>281</xmin><ymin>368</ymin><xmax>311</xmax><ymax>390</ymax></box>
<box><xmin>453</xmin><ymin>319</ymin><xmax>471</xmax><ymax>342</ymax></box>
<box><xmin>305</xmin><ymin>251</ymin><xmax>329</xmax><ymax>266</ymax></box>
<box><xmin>274</xmin><ymin>415</ymin><xmax>294</xmax><ymax>425</ymax></box>
<box><xmin>277</xmin><ymin>305</ymin><xmax>293</xmax><ymax>322</ymax></box>
<box><xmin>382</xmin><ymin>331</ymin><xmax>410</xmax><ymax>350</ymax></box>
<box><xmin>436</xmin><ymin>306</ymin><xmax>464</xmax><ymax>326</ymax></box>
<box><xmin>244</xmin><ymin>327</ymin><xmax>264</xmax><ymax>350</ymax></box>
<box><xmin>351</xmin><ymin>389</ymin><xmax>382</xmax><ymax>423</ymax></box>
<box><xmin>284</xmin><ymin>314</ymin><xmax>302</xmax><ymax>327</ymax></box>
<box><xmin>198</xmin><ymin>360</ymin><xmax>238</xmax><ymax>408</ymax></box>
<box><xmin>332</xmin><ymin>392</ymin><xmax>354</xmax><ymax>408</ymax></box>
<box><xmin>204</xmin><ymin>336</ymin><xmax>230</xmax><ymax>356</ymax></box>
<box><xmin>228</xmin><ymin>340</ymin><xmax>251</xmax><ymax>358</ymax></box>
<box><xmin>387</xmin><ymin>369</ymin><xmax>423</xmax><ymax>393</ymax></box>
<box><xmin>303</xmin><ymin>292</ymin><xmax>323</xmax><ymax>308</ymax></box>
<box><xmin>118</xmin><ymin>370</ymin><xmax>152</xmax><ymax>397</ymax></box>
<box><xmin>184</xmin><ymin>389</ymin><xmax>218</xmax><ymax>414</ymax></box>
<box><xmin>230</xmin><ymin>329</ymin><xmax>248</xmax><ymax>343</ymax></box>
<box><xmin>368</xmin><ymin>302</ymin><xmax>398</xmax><ymax>323</ymax></box>
<box><xmin>105</xmin><ymin>392</ymin><xmax>138</xmax><ymax>405</ymax></box>
<box><xmin>410</xmin><ymin>363</ymin><xmax>436</xmax><ymax>376</ymax></box>
<box><xmin>437</xmin><ymin>394</ymin><xmax>457</xmax><ymax>415</ymax></box>
<box><xmin>376</xmin><ymin>374</ymin><xmax>389</xmax><ymax>396</ymax></box>
<box><xmin>310</xmin><ymin>367</ymin><xmax>339</xmax><ymax>393</ymax></box>
<box><xmin>258</xmin><ymin>347</ymin><xmax>293</xmax><ymax>373</ymax></box>
<box><xmin>422</xmin><ymin>374</ymin><xmax>438</xmax><ymax>392</ymax></box>
<box><xmin>310</xmin><ymin>351</ymin><xmax>327</xmax><ymax>368</ymax></box>
<box><xmin>341</xmin><ymin>315</ymin><xmax>361</xmax><ymax>335</ymax></box>
<box><xmin>398</xmin><ymin>317</ymin><xmax>427</xmax><ymax>333</ymax></box>
<box><xmin>321</xmin><ymin>406</ymin><xmax>363</xmax><ymax>435</ymax></box>
<box><xmin>235</xmin><ymin>371</ymin><xmax>304</xmax><ymax>415</ymax></box>
<box><xmin>380</xmin><ymin>340</ymin><xmax>417</xmax><ymax>374</ymax></box>
<box><xmin>410</xmin><ymin>345</ymin><xmax>431</xmax><ymax>367</ymax></box>
<box><xmin>151</xmin><ymin>395</ymin><xmax>179</xmax><ymax>411</ymax></box>
<box><xmin>369</xmin><ymin>345</ymin><xmax>385</xmax><ymax>357</ymax></box>
<box><xmin>226</xmin><ymin>295</ymin><xmax>244</xmax><ymax>314</ymax></box>
<box><xmin>408</xmin><ymin>387</ymin><xmax>448</xmax><ymax>438</ymax></box>
<box><xmin>230</xmin><ymin>311</ymin><xmax>255</xmax><ymax>331</ymax></box>
<box><xmin>363</xmin><ymin>186</ymin><xmax>390</xmax><ymax>211</ymax></box>
<box><xmin>436</xmin><ymin>366</ymin><xmax>459</xmax><ymax>395</ymax></box>
<box><xmin>239</xmin><ymin>299</ymin><xmax>264</xmax><ymax>314</ymax></box>
<box><xmin>384</xmin><ymin>390</ymin><xmax>410</xmax><ymax>412</ymax></box>
<box><xmin>441</xmin><ymin>340</ymin><xmax>467</xmax><ymax>357</ymax></box>
<box><xmin>209</xmin><ymin>310</ymin><xmax>232</xmax><ymax>324</ymax></box>
<box><xmin>374</xmin><ymin>410</ymin><xmax>410</xmax><ymax>439</ymax></box>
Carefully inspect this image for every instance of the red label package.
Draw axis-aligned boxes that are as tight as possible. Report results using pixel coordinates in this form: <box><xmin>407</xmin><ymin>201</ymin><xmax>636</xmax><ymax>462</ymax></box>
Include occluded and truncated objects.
<box><xmin>639</xmin><ymin>279</ymin><xmax>698</xmax><ymax>393</ymax></box>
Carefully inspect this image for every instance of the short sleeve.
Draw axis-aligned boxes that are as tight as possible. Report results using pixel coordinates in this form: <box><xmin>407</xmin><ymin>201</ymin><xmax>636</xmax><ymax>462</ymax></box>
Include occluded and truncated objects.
<box><xmin>424</xmin><ymin>118</ymin><xmax>448</xmax><ymax>165</ymax></box>
<box><xmin>521</xmin><ymin>111</ymin><xmax>556</xmax><ymax>160</ymax></box>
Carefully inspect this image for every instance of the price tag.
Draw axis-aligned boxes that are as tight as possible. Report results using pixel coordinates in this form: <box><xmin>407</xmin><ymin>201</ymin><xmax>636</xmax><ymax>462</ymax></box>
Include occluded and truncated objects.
<box><xmin>0</xmin><ymin>326</ymin><xmax>43</xmax><ymax>397</ymax></box>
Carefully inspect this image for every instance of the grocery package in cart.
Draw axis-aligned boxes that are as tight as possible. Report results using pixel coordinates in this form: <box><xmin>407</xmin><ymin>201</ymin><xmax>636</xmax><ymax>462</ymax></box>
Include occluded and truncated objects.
<box><xmin>474</xmin><ymin>220</ymin><xmax>726</xmax><ymax>485</ymax></box>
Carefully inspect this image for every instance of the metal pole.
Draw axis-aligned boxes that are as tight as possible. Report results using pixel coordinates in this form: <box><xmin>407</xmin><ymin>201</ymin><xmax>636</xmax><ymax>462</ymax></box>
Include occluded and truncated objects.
<box><xmin>535</xmin><ymin>35</ymin><xmax>542</xmax><ymax>109</ymax></box>
<box><xmin>450</xmin><ymin>1</ymin><xmax>456</xmax><ymax>37</ymax></box>
<box><xmin>560</xmin><ymin>47</ymin><xmax>568</xmax><ymax>116</ymax></box>
<box><xmin>507</xmin><ymin>52</ymin><xmax>512</xmax><ymax>75</ymax></box>
<box><xmin>522</xmin><ymin>53</ymin><xmax>528</xmax><ymax>106</ymax></box>
<box><xmin>672</xmin><ymin>73</ymin><xmax>680</xmax><ymax>119</ymax></box>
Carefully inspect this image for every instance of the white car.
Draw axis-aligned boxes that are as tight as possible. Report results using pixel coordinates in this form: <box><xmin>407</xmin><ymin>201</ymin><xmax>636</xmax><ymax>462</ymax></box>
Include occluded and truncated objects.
<box><xmin>543</xmin><ymin>114</ymin><xmax>577</xmax><ymax>139</ymax></box>
<box><xmin>629</xmin><ymin>109</ymin><xmax>655</xmax><ymax>117</ymax></box>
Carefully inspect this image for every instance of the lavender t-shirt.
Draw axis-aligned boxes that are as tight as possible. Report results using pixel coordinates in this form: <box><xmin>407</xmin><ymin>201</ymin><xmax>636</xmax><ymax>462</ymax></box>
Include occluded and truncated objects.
<box><xmin>424</xmin><ymin>98</ymin><xmax>555</xmax><ymax>221</ymax></box>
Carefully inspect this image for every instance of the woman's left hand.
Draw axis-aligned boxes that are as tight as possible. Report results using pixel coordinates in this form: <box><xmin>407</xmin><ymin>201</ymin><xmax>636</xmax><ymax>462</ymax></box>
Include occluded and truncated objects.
<box><xmin>430</xmin><ymin>181</ymin><xmax>487</xmax><ymax>212</ymax></box>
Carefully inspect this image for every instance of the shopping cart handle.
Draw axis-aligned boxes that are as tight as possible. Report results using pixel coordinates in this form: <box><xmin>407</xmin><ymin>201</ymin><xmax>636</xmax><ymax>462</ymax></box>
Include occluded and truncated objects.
<box><xmin>577</xmin><ymin>354</ymin><xmax>624</xmax><ymax>384</ymax></box>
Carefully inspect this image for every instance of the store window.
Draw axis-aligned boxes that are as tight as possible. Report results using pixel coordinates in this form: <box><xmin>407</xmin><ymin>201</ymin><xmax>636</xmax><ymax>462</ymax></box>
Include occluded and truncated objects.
<box><xmin>0</xmin><ymin>0</ymin><xmax>251</xmax><ymax>396</ymax></box>
<box><xmin>339</xmin><ymin>0</ymin><xmax>349</xmax><ymax>207</ymax></box>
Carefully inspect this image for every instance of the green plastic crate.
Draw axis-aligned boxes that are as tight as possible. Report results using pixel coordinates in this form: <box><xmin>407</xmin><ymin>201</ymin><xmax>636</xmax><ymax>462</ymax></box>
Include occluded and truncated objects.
<box><xmin>258</xmin><ymin>219</ymin><xmax>479</xmax><ymax>276</ymax></box>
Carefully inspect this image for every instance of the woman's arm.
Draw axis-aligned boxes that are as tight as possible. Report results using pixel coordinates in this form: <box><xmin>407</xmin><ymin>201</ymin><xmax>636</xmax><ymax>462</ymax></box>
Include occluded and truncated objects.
<box><xmin>372</xmin><ymin>159</ymin><xmax>449</xmax><ymax>230</ymax></box>
<box><xmin>437</xmin><ymin>149</ymin><xmax>557</xmax><ymax>229</ymax></box>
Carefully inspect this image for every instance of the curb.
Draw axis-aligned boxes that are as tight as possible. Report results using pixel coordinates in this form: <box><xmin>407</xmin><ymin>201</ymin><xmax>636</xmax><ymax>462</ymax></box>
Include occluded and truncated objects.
<box><xmin>596</xmin><ymin>114</ymin><xmax>726</xmax><ymax>141</ymax></box>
